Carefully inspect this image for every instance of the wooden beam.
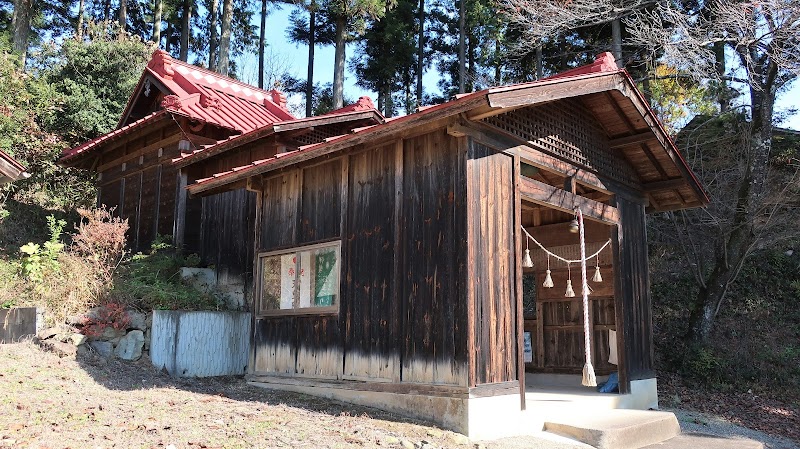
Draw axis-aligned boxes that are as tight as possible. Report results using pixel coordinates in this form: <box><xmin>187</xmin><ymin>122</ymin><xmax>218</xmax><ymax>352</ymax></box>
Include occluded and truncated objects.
<box><xmin>519</xmin><ymin>177</ymin><xmax>619</xmax><ymax>225</ymax></box>
<box><xmin>514</xmin><ymin>154</ymin><xmax>525</xmax><ymax>410</ymax></box>
<box><xmin>487</xmin><ymin>73</ymin><xmax>622</xmax><ymax>110</ymax></box>
<box><xmin>524</xmin><ymin>221</ymin><xmax>610</xmax><ymax>247</ymax></box>
<box><xmin>642</xmin><ymin>178</ymin><xmax>686</xmax><ymax>192</ymax></box>
<box><xmin>98</xmin><ymin>133</ymin><xmax>183</xmax><ymax>172</ymax></box>
<box><xmin>608</xmin><ymin>132</ymin><xmax>655</xmax><ymax>149</ymax></box>
<box><xmin>246</xmin><ymin>175</ymin><xmax>263</xmax><ymax>193</ymax></box>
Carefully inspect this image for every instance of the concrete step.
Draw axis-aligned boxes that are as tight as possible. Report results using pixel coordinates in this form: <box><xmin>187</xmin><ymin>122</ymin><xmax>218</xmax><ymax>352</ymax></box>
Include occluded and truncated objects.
<box><xmin>641</xmin><ymin>432</ymin><xmax>764</xmax><ymax>449</ymax></box>
<box><xmin>543</xmin><ymin>409</ymin><xmax>681</xmax><ymax>449</ymax></box>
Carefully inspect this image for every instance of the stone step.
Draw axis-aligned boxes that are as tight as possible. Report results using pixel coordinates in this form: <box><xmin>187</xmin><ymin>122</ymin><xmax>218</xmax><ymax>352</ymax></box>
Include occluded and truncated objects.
<box><xmin>543</xmin><ymin>409</ymin><xmax>681</xmax><ymax>449</ymax></box>
<box><xmin>641</xmin><ymin>432</ymin><xmax>764</xmax><ymax>449</ymax></box>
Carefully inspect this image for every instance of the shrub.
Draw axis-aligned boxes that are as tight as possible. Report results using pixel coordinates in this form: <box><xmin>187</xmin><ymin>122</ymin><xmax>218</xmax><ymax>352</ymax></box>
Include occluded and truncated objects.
<box><xmin>79</xmin><ymin>302</ymin><xmax>130</xmax><ymax>337</ymax></box>
<box><xmin>70</xmin><ymin>206</ymin><xmax>127</xmax><ymax>285</ymax></box>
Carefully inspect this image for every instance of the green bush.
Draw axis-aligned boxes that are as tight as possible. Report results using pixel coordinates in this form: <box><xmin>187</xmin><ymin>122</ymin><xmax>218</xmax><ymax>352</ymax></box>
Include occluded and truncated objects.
<box><xmin>112</xmin><ymin>239</ymin><xmax>222</xmax><ymax>311</ymax></box>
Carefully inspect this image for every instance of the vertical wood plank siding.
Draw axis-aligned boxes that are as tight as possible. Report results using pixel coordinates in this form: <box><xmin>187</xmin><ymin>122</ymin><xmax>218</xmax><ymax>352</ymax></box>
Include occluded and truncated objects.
<box><xmin>612</xmin><ymin>196</ymin><xmax>654</xmax><ymax>390</ymax></box>
<box><xmin>342</xmin><ymin>145</ymin><xmax>399</xmax><ymax>381</ymax></box>
<box><xmin>466</xmin><ymin>141</ymin><xmax>517</xmax><ymax>385</ymax></box>
<box><xmin>199</xmin><ymin>189</ymin><xmax>257</xmax><ymax>284</ymax></box>
<box><xmin>400</xmin><ymin>131</ymin><xmax>468</xmax><ymax>385</ymax></box>
<box><xmin>253</xmin><ymin>129</ymin><xmax>469</xmax><ymax>387</ymax></box>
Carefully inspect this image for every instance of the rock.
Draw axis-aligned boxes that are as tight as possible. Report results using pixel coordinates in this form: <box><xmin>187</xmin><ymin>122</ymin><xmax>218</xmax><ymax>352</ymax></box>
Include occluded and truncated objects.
<box><xmin>400</xmin><ymin>440</ymin><xmax>415</xmax><ymax>449</ymax></box>
<box><xmin>473</xmin><ymin>444</ymin><xmax>486</xmax><ymax>449</ymax></box>
<box><xmin>49</xmin><ymin>341</ymin><xmax>77</xmax><ymax>357</ymax></box>
<box><xmin>37</xmin><ymin>327</ymin><xmax>59</xmax><ymax>340</ymax></box>
<box><xmin>69</xmin><ymin>333</ymin><xmax>87</xmax><ymax>346</ymax></box>
<box><xmin>143</xmin><ymin>328</ymin><xmax>151</xmax><ymax>351</ymax></box>
<box><xmin>385</xmin><ymin>436</ymin><xmax>400</xmax><ymax>445</ymax></box>
<box><xmin>76</xmin><ymin>344</ymin><xmax>88</xmax><ymax>356</ymax></box>
<box><xmin>420</xmin><ymin>443</ymin><xmax>436</xmax><ymax>449</ymax></box>
<box><xmin>114</xmin><ymin>330</ymin><xmax>144</xmax><ymax>361</ymax></box>
<box><xmin>125</xmin><ymin>310</ymin><xmax>147</xmax><ymax>331</ymax></box>
<box><xmin>450</xmin><ymin>434</ymin><xmax>470</xmax><ymax>445</ymax></box>
<box><xmin>84</xmin><ymin>307</ymin><xmax>105</xmax><ymax>322</ymax></box>
<box><xmin>426</xmin><ymin>429</ymin><xmax>443</xmax><ymax>438</ymax></box>
<box><xmin>90</xmin><ymin>341</ymin><xmax>114</xmax><ymax>358</ymax></box>
<box><xmin>101</xmin><ymin>326</ymin><xmax>122</xmax><ymax>340</ymax></box>
<box><xmin>145</xmin><ymin>313</ymin><xmax>153</xmax><ymax>328</ymax></box>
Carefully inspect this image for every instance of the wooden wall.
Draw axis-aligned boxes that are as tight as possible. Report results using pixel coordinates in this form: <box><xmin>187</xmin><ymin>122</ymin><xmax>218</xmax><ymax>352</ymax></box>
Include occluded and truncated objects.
<box><xmin>97</xmin><ymin>124</ymin><xmax>181</xmax><ymax>253</ymax></box>
<box><xmin>466</xmin><ymin>142</ymin><xmax>518</xmax><ymax>385</ymax></box>
<box><xmin>613</xmin><ymin>196</ymin><xmax>654</xmax><ymax>384</ymax></box>
<box><xmin>199</xmin><ymin>189</ymin><xmax>257</xmax><ymax>285</ymax></box>
<box><xmin>253</xmin><ymin>129</ymin><xmax>470</xmax><ymax>387</ymax></box>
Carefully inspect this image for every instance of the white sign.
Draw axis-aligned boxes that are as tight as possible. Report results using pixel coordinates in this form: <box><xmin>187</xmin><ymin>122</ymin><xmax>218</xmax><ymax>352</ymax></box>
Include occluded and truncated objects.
<box><xmin>524</xmin><ymin>332</ymin><xmax>533</xmax><ymax>363</ymax></box>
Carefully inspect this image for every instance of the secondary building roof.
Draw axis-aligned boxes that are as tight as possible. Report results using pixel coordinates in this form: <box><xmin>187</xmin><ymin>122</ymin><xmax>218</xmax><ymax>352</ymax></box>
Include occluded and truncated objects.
<box><xmin>187</xmin><ymin>53</ymin><xmax>708</xmax><ymax>212</ymax></box>
<box><xmin>0</xmin><ymin>149</ymin><xmax>29</xmax><ymax>185</ymax></box>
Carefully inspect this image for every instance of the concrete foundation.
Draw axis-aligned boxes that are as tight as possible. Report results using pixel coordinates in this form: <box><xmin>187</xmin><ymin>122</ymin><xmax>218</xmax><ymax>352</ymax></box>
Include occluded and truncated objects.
<box><xmin>247</xmin><ymin>374</ymin><xmax>663</xmax><ymax>440</ymax></box>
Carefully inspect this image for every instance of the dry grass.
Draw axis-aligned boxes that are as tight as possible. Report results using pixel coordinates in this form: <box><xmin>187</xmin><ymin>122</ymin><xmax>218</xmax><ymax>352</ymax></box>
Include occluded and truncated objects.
<box><xmin>0</xmin><ymin>342</ymin><xmax>474</xmax><ymax>449</ymax></box>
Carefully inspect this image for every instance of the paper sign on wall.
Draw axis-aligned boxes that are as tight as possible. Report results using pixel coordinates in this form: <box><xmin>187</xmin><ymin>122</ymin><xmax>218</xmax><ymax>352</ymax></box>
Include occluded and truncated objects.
<box><xmin>280</xmin><ymin>254</ymin><xmax>296</xmax><ymax>309</ymax></box>
<box><xmin>524</xmin><ymin>332</ymin><xmax>533</xmax><ymax>363</ymax></box>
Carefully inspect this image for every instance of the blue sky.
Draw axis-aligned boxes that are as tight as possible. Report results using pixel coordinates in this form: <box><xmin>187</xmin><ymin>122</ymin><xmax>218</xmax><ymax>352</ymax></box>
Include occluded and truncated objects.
<box><xmin>237</xmin><ymin>7</ymin><xmax>800</xmax><ymax>130</ymax></box>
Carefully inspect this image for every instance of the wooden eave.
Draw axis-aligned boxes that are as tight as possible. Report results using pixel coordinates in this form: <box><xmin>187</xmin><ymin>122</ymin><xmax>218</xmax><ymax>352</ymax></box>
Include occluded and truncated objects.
<box><xmin>187</xmin><ymin>70</ymin><xmax>708</xmax><ymax>212</ymax></box>
<box><xmin>174</xmin><ymin>109</ymin><xmax>384</xmax><ymax>169</ymax></box>
<box><xmin>0</xmin><ymin>150</ymin><xmax>29</xmax><ymax>185</ymax></box>
<box><xmin>475</xmin><ymin>71</ymin><xmax>709</xmax><ymax>211</ymax></box>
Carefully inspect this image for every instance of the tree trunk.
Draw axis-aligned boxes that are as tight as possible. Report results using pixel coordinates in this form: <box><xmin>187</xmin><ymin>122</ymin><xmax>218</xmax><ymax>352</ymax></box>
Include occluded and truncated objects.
<box><xmin>457</xmin><ymin>0</ymin><xmax>465</xmax><ymax>93</ymax></box>
<box><xmin>209</xmin><ymin>0</ymin><xmax>219</xmax><ymax>69</ymax></box>
<box><xmin>218</xmin><ymin>0</ymin><xmax>234</xmax><ymax>75</ymax></box>
<box><xmin>179</xmin><ymin>0</ymin><xmax>192</xmax><ymax>62</ymax></box>
<box><xmin>153</xmin><ymin>0</ymin><xmax>162</xmax><ymax>45</ymax></box>
<box><xmin>535</xmin><ymin>44</ymin><xmax>542</xmax><ymax>80</ymax></box>
<box><xmin>305</xmin><ymin>4</ymin><xmax>316</xmax><ymax>117</ymax></box>
<box><xmin>714</xmin><ymin>42</ymin><xmax>727</xmax><ymax>112</ymax></box>
<box><xmin>11</xmin><ymin>0</ymin><xmax>32</xmax><ymax>65</ymax></box>
<box><xmin>385</xmin><ymin>88</ymin><xmax>393</xmax><ymax>117</ymax></box>
<box><xmin>494</xmin><ymin>38</ymin><xmax>501</xmax><ymax>85</ymax></box>
<box><xmin>103</xmin><ymin>0</ymin><xmax>111</xmax><ymax>22</ymax></box>
<box><xmin>165</xmin><ymin>20</ymin><xmax>172</xmax><ymax>52</ymax></box>
<box><xmin>685</xmin><ymin>76</ymin><xmax>775</xmax><ymax>345</ymax></box>
<box><xmin>611</xmin><ymin>18</ymin><xmax>622</xmax><ymax>67</ymax></box>
<box><xmin>77</xmin><ymin>0</ymin><xmax>85</xmax><ymax>39</ymax></box>
<box><xmin>332</xmin><ymin>15</ymin><xmax>346</xmax><ymax>110</ymax></box>
<box><xmin>416</xmin><ymin>0</ymin><xmax>424</xmax><ymax>106</ymax></box>
<box><xmin>258</xmin><ymin>0</ymin><xmax>267</xmax><ymax>89</ymax></box>
<box><xmin>119</xmin><ymin>0</ymin><xmax>127</xmax><ymax>29</ymax></box>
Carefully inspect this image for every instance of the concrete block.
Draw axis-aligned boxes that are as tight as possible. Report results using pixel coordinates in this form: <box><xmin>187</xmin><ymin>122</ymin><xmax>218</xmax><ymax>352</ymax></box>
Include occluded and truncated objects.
<box><xmin>544</xmin><ymin>409</ymin><xmax>680</xmax><ymax>449</ymax></box>
<box><xmin>641</xmin><ymin>432</ymin><xmax>763</xmax><ymax>449</ymax></box>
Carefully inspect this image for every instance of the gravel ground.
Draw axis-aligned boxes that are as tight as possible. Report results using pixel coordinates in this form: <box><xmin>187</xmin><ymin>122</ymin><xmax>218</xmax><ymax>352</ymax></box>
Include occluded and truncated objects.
<box><xmin>1</xmin><ymin>342</ymin><xmax>796</xmax><ymax>449</ymax></box>
<box><xmin>669</xmin><ymin>409</ymin><xmax>799</xmax><ymax>449</ymax></box>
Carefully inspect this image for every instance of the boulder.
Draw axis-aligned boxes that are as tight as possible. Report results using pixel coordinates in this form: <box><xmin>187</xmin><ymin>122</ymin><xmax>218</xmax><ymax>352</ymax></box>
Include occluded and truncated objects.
<box><xmin>89</xmin><ymin>340</ymin><xmax>114</xmax><ymax>358</ymax></box>
<box><xmin>36</xmin><ymin>327</ymin><xmax>59</xmax><ymax>340</ymax></box>
<box><xmin>100</xmin><ymin>326</ymin><xmax>122</xmax><ymax>341</ymax></box>
<box><xmin>125</xmin><ymin>310</ymin><xmax>148</xmax><ymax>331</ymax></box>
<box><xmin>115</xmin><ymin>330</ymin><xmax>144</xmax><ymax>361</ymax></box>
<box><xmin>69</xmin><ymin>333</ymin><xmax>87</xmax><ymax>346</ymax></box>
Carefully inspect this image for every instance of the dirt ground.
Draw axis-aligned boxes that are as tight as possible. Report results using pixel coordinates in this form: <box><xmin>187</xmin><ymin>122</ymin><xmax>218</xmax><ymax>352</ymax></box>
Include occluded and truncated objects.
<box><xmin>0</xmin><ymin>342</ymin><xmax>796</xmax><ymax>449</ymax></box>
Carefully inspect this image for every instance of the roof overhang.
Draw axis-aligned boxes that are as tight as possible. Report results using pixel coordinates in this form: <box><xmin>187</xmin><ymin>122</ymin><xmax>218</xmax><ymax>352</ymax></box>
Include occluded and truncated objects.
<box><xmin>186</xmin><ymin>66</ymin><xmax>708</xmax><ymax>212</ymax></box>
<box><xmin>173</xmin><ymin>109</ymin><xmax>385</xmax><ymax>169</ymax></box>
<box><xmin>0</xmin><ymin>150</ymin><xmax>30</xmax><ymax>185</ymax></box>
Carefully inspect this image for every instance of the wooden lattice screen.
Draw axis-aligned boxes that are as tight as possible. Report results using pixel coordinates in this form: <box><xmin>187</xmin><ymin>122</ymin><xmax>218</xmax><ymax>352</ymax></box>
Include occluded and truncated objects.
<box><xmin>293</xmin><ymin>123</ymin><xmax>352</xmax><ymax>146</ymax></box>
<box><xmin>482</xmin><ymin>98</ymin><xmax>638</xmax><ymax>186</ymax></box>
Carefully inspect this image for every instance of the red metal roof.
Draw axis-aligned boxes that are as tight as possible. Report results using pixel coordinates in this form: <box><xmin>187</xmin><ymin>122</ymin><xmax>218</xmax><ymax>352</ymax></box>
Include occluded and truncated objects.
<box><xmin>61</xmin><ymin>50</ymin><xmax>296</xmax><ymax>164</ymax></box>
<box><xmin>0</xmin><ymin>148</ymin><xmax>29</xmax><ymax>184</ymax></box>
<box><xmin>187</xmin><ymin>53</ymin><xmax>708</xmax><ymax>209</ymax></box>
<box><xmin>126</xmin><ymin>50</ymin><xmax>296</xmax><ymax>131</ymax></box>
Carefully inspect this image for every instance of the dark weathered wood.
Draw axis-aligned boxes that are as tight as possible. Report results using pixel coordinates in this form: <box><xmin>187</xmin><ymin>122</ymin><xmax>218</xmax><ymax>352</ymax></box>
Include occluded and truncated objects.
<box><xmin>486</xmin><ymin>73</ymin><xmax>623</xmax><ymax>110</ymax></box>
<box><xmin>467</xmin><ymin>141</ymin><xmax>517</xmax><ymax>385</ymax></box>
<box><xmin>248</xmin><ymin>374</ymin><xmax>470</xmax><ymax>397</ymax></box>
<box><xmin>342</xmin><ymin>144</ymin><xmax>398</xmax><ymax>381</ymax></box>
<box><xmin>401</xmin><ymin>130</ymin><xmax>469</xmax><ymax>386</ymax></box>
<box><xmin>0</xmin><ymin>307</ymin><xmax>37</xmax><ymax>344</ymax></box>
<box><xmin>300</xmin><ymin>160</ymin><xmax>341</xmax><ymax>244</ymax></box>
<box><xmin>448</xmin><ymin>121</ymin><xmax>612</xmax><ymax>194</ymax></box>
<box><xmin>514</xmin><ymin>154</ymin><xmax>525</xmax><ymax>409</ymax></box>
<box><xmin>607</xmin><ymin>132</ymin><xmax>654</xmax><ymax>149</ymax></box>
<box><xmin>519</xmin><ymin>177</ymin><xmax>619</xmax><ymax>225</ymax></box>
<box><xmin>259</xmin><ymin>171</ymin><xmax>300</xmax><ymax>250</ymax></box>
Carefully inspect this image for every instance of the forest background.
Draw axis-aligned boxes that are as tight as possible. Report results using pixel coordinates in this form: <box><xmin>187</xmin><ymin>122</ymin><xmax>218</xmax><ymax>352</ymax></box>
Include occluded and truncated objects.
<box><xmin>0</xmin><ymin>0</ymin><xmax>798</xmax><ymax>441</ymax></box>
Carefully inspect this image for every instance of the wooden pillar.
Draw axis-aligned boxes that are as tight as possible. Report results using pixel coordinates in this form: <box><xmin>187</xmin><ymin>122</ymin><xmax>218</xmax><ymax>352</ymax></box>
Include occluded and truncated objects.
<box><xmin>514</xmin><ymin>154</ymin><xmax>526</xmax><ymax>410</ymax></box>
<box><xmin>173</xmin><ymin>169</ymin><xmax>188</xmax><ymax>249</ymax></box>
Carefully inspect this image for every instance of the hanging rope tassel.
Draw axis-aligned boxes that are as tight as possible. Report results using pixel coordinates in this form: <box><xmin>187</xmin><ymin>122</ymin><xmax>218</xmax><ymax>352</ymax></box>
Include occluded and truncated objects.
<box><xmin>543</xmin><ymin>255</ymin><xmax>554</xmax><ymax>288</ymax></box>
<box><xmin>565</xmin><ymin>263</ymin><xmax>575</xmax><ymax>297</ymax></box>
<box><xmin>577</xmin><ymin>208</ymin><xmax>597</xmax><ymax>387</ymax></box>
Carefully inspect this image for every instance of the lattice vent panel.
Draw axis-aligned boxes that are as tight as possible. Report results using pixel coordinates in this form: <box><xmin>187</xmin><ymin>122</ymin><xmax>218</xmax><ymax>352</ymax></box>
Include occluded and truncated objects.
<box><xmin>482</xmin><ymin>99</ymin><xmax>638</xmax><ymax>185</ymax></box>
<box><xmin>293</xmin><ymin>123</ymin><xmax>352</xmax><ymax>146</ymax></box>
